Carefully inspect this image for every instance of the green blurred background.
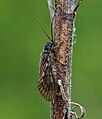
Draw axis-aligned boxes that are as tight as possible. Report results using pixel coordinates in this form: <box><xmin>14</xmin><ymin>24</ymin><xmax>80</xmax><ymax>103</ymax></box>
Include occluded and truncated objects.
<box><xmin>0</xmin><ymin>0</ymin><xmax>102</xmax><ymax>119</ymax></box>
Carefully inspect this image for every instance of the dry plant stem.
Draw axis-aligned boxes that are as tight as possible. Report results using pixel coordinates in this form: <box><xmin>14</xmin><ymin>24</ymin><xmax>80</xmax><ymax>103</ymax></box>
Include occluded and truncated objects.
<box><xmin>51</xmin><ymin>0</ymin><xmax>73</xmax><ymax>118</ymax></box>
<box><xmin>71</xmin><ymin>102</ymin><xmax>86</xmax><ymax>119</ymax></box>
<box><xmin>48</xmin><ymin>0</ymin><xmax>54</xmax><ymax>21</ymax></box>
<box><xmin>47</xmin><ymin>0</ymin><xmax>84</xmax><ymax>119</ymax></box>
<box><xmin>49</xmin><ymin>0</ymin><xmax>83</xmax><ymax>119</ymax></box>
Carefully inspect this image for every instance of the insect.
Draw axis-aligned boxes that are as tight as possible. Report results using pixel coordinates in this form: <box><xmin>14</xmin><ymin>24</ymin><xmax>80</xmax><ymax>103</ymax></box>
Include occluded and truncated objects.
<box><xmin>37</xmin><ymin>18</ymin><xmax>57</xmax><ymax>101</ymax></box>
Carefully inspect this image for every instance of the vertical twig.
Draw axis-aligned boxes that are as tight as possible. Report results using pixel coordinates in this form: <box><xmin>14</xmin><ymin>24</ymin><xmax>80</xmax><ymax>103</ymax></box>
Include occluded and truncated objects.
<box><xmin>48</xmin><ymin>0</ymin><xmax>54</xmax><ymax>21</ymax></box>
<box><xmin>47</xmin><ymin>0</ymin><xmax>85</xmax><ymax>119</ymax></box>
<box><xmin>51</xmin><ymin>0</ymin><xmax>72</xmax><ymax>118</ymax></box>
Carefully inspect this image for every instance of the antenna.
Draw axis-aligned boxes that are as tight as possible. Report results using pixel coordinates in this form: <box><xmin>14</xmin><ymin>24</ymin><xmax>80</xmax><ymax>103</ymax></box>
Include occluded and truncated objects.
<box><xmin>36</xmin><ymin>17</ymin><xmax>51</xmax><ymax>40</ymax></box>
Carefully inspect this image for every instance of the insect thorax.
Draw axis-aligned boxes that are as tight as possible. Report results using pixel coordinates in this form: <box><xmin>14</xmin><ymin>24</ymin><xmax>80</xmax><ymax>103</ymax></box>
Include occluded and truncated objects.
<box><xmin>44</xmin><ymin>40</ymin><xmax>54</xmax><ymax>52</ymax></box>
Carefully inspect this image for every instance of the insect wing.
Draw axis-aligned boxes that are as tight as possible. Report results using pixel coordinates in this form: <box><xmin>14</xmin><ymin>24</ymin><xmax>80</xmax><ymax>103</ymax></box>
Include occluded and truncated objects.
<box><xmin>38</xmin><ymin>51</ymin><xmax>55</xmax><ymax>101</ymax></box>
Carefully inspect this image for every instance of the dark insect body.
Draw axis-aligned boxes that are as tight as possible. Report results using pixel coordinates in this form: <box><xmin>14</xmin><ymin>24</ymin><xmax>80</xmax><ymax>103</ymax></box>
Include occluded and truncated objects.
<box><xmin>38</xmin><ymin>40</ymin><xmax>56</xmax><ymax>101</ymax></box>
<box><xmin>37</xmin><ymin>19</ymin><xmax>57</xmax><ymax>101</ymax></box>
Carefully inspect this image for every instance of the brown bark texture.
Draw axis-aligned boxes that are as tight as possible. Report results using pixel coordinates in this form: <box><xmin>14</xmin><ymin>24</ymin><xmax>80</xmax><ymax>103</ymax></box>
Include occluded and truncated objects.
<box><xmin>50</xmin><ymin>0</ymin><xmax>84</xmax><ymax>119</ymax></box>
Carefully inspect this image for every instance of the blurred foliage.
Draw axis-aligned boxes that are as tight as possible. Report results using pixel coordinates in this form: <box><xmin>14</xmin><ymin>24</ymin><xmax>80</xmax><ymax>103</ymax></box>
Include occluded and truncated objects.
<box><xmin>0</xmin><ymin>0</ymin><xmax>102</xmax><ymax>119</ymax></box>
